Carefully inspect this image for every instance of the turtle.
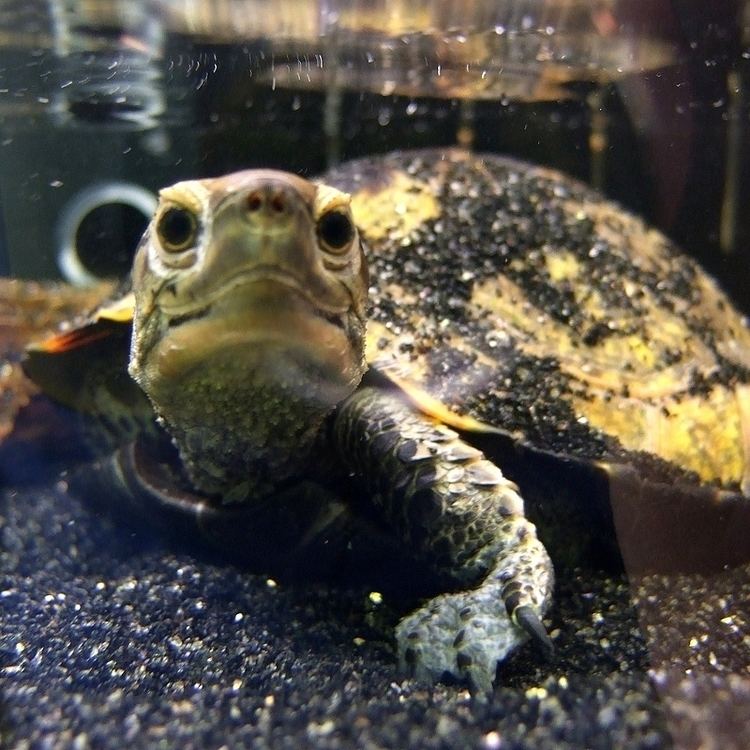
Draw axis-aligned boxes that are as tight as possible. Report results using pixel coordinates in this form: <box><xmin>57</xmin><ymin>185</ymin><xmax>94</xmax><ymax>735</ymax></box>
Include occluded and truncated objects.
<box><xmin>12</xmin><ymin>148</ymin><xmax>750</xmax><ymax>695</ymax></box>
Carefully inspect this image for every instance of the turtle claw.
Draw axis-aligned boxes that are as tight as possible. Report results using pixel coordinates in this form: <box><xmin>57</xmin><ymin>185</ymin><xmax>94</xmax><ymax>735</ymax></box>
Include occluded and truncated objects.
<box><xmin>514</xmin><ymin>605</ymin><xmax>554</xmax><ymax>655</ymax></box>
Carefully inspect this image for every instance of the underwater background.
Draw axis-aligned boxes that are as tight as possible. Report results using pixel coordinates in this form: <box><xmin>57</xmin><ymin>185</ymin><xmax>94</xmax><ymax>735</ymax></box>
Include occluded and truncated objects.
<box><xmin>1</xmin><ymin>2</ymin><xmax>749</xmax><ymax>749</ymax></box>
<box><xmin>1</xmin><ymin>1</ymin><xmax>749</xmax><ymax>307</ymax></box>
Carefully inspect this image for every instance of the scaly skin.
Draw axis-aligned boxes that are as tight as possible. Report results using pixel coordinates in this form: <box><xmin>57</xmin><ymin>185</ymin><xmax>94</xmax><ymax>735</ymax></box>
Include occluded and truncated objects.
<box><xmin>333</xmin><ymin>386</ymin><xmax>554</xmax><ymax>693</ymax></box>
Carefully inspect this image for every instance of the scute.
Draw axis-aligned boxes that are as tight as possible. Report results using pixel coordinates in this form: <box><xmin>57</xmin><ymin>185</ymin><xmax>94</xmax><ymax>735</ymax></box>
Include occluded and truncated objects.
<box><xmin>330</xmin><ymin>149</ymin><xmax>750</xmax><ymax>493</ymax></box>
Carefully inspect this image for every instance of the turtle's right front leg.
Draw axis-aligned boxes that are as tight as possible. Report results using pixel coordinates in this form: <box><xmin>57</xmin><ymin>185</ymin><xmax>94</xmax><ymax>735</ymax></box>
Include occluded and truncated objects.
<box><xmin>332</xmin><ymin>386</ymin><xmax>554</xmax><ymax>694</ymax></box>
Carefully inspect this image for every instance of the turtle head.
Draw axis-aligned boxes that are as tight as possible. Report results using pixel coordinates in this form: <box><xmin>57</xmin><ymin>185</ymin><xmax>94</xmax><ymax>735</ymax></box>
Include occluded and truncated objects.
<box><xmin>128</xmin><ymin>170</ymin><xmax>369</xmax><ymax>495</ymax></box>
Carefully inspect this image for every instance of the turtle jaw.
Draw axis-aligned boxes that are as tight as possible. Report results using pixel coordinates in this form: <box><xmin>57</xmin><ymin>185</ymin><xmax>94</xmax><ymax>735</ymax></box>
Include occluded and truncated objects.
<box><xmin>134</xmin><ymin>275</ymin><xmax>366</xmax><ymax>401</ymax></box>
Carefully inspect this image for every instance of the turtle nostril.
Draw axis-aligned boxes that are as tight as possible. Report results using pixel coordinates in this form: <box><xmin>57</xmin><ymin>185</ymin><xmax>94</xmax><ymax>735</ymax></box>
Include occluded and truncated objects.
<box><xmin>246</xmin><ymin>192</ymin><xmax>263</xmax><ymax>213</ymax></box>
<box><xmin>245</xmin><ymin>189</ymin><xmax>288</xmax><ymax>215</ymax></box>
<box><xmin>270</xmin><ymin>193</ymin><xmax>286</xmax><ymax>213</ymax></box>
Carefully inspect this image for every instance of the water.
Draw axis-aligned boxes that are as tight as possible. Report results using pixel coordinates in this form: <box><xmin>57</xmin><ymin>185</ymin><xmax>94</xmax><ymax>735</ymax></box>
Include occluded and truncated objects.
<box><xmin>2</xmin><ymin>1</ymin><xmax>745</xmax><ymax>294</ymax></box>
<box><xmin>0</xmin><ymin>2</ymin><xmax>749</xmax><ymax>748</ymax></box>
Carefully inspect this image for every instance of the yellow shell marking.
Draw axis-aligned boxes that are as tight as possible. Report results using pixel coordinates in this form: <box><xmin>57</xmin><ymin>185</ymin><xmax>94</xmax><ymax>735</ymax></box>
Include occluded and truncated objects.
<box><xmin>578</xmin><ymin>384</ymin><xmax>750</xmax><ymax>493</ymax></box>
<box><xmin>470</xmin><ymin>273</ymin><xmax>717</xmax><ymax>397</ymax></box>
<box><xmin>545</xmin><ymin>251</ymin><xmax>582</xmax><ymax>283</ymax></box>
<box><xmin>470</xmin><ymin>271</ymin><xmax>750</xmax><ymax>489</ymax></box>
<box><xmin>351</xmin><ymin>171</ymin><xmax>440</xmax><ymax>242</ymax></box>
<box><xmin>93</xmin><ymin>292</ymin><xmax>135</xmax><ymax>323</ymax></box>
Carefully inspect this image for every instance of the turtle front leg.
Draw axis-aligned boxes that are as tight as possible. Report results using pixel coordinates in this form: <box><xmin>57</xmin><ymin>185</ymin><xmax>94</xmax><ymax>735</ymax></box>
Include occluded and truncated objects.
<box><xmin>332</xmin><ymin>386</ymin><xmax>554</xmax><ymax>694</ymax></box>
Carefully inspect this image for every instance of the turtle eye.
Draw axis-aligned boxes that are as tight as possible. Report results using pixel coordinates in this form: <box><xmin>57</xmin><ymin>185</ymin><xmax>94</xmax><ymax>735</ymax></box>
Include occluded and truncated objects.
<box><xmin>317</xmin><ymin>210</ymin><xmax>355</xmax><ymax>253</ymax></box>
<box><xmin>156</xmin><ymin>206</ymin><xmax>198</xmax><ymax>252</ymax></box>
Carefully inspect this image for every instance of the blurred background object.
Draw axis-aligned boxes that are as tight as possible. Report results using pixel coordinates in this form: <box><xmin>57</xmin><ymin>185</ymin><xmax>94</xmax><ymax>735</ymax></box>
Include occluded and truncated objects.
<box><xmin>0</xmin><ymin>0</ymin><xmax>746</xmax><ymax>310</ymax></box>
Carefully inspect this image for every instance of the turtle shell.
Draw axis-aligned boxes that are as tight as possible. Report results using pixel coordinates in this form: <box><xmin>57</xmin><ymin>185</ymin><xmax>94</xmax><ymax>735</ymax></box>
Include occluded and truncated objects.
<box><xmin>323</xmin><ymin>149</ymin><xmax>750</xmax><ymax>570</ymax></box>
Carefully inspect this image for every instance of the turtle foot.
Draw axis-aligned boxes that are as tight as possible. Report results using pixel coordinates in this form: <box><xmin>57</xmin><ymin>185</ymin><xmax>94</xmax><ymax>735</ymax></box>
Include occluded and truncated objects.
<box><xmin>395</xmin><ymin>582</ymin><xmax>539</xmax><ymax>696</ymax></box>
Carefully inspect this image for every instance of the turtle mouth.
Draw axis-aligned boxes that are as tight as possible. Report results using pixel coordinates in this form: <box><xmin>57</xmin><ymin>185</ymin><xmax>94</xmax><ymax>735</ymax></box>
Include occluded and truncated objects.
<box><xmin>165</xmin><ymin>299</ymin><xmax>347</xmax><ymax>332</ymax></box>
<box><xmin>160</xmin><ymin>267</ymin><xmax>351</xmax><ymax>330</ymax></box>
